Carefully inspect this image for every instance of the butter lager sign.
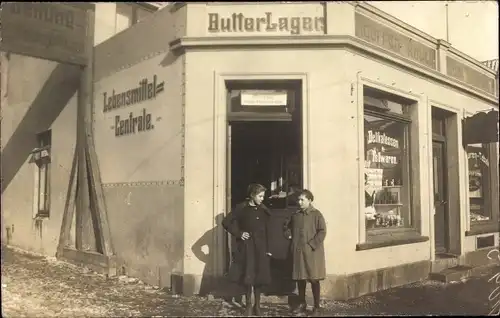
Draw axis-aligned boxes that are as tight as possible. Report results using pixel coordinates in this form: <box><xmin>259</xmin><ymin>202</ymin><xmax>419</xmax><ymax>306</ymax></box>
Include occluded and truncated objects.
<box><xmin>0</xmin><ymin>2</ymin><xmax>89</xmax><ymax>65</ymax></box>
<box><xmin>208</xmin><ymin>12</ymin><xmax>325</xmax><ymax>35</ymax></box>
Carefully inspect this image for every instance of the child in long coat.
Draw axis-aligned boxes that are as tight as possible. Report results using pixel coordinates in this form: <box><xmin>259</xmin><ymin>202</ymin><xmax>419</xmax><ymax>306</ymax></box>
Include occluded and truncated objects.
<box><xmin>284</xmin><ymin>189</ymin><xmax>327</xmax><ymax>315</ymax></box>
<box><xmin>222</xmin><ymin>183</ymin><xmax>272</xmax><ymax>316</ymax></box>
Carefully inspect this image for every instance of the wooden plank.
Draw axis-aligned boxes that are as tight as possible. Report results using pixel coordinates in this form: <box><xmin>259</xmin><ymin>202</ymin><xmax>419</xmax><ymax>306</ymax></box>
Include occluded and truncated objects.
<box><xmin>56</xmin><ymin>146</ymin><xmax>78</xmax><ymax>257</ymax></box>
<box><xmin>83</xmin><ymin>9</ymin><xmax>115</xmax><ymax>257</ymax></box>
<box><xmin>75</xmin><ymin>9</ymin><xmax>96</xmax><ymax>252</ymax></box>
<box><xmin>0</xmin><ymin>2</ymin><xmax>89</xmax><ymax>65</ymax></box>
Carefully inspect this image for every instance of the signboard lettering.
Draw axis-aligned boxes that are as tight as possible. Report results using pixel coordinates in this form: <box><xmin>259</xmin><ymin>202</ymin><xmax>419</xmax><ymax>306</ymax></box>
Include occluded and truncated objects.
<box><xmin>447</xmin><ymin>57</ymin><xmax>495</xmax><ymax>95</ymax></box>
<box><xmin>241</xmin><ymin>90</ymin><xmax>288</xmax><ymax>106</ymax></box>
<box><xmin>355</xmin><ymin>13</ymin><xmax>437</xmax><ymax>70</ymax></box>
<box><xmin>0</xmin><ymin>2</ymin><xmax>88</xmax><ymax>65</ymax></box>
<box><xmin>208</xmin><ymin>12</ymin><xmax>324</xmax><ymax>35</ymax></box>
<box><xmin>102</xmin><ymin>75</ymin><xmax>164</xmax><ymax>137</ymax></box>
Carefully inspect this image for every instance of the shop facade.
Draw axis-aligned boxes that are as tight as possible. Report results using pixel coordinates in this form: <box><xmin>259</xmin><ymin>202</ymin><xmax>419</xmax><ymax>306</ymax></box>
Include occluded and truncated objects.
<box><xmin>2</xmin><ymin>2</ymin><xmax>499</xmax><ymax>300</ymax></box>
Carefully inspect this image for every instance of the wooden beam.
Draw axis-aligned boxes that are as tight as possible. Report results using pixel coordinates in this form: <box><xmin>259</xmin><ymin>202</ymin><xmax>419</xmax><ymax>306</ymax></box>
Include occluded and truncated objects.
<box><xmin>83</xmin><ymin>9</ymin><xmax>115</xmax><ymax>257</ymax></box>
<box><xmin>75</xmin><ymin>8</ymin><xmax>96</xmax><ymax>252</ymax></box>
<box><xmin>56</xmin><ymin>146</ymin><xmax>78</xmax><ymax>257</ymax></box>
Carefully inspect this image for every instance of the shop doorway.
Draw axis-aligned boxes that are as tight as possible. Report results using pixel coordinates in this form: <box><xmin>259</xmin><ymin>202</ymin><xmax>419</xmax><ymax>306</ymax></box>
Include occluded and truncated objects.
<box><xmin>224</xmin><ymin>80</ymin><xmax>303</xmax><ymax>276</ymax></box>
<box><xmin>431</xmin><ymin>107</ymin><xmax>461</xmax><ymax>257</ymax></box>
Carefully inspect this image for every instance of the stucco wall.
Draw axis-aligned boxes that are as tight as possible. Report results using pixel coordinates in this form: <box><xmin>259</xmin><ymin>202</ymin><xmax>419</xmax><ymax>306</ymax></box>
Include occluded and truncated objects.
<box><xmin>92</xmin><ymin>53</ymin><xmax>185</xmax><ymax>285</ymax></box>
<box><xmin>91</xmin><ymin>4</ymin><xmax>187</xmax><ymax>286</ymax></box>
<box><xmin>1</xmin><ymin>54</ymin><xmax>79</xmax><ymax>255</ymax></box>
<box><xmin>182</xmin><ymin>46</ymin><xmax>497</xmax><ymax>282</ymax></box>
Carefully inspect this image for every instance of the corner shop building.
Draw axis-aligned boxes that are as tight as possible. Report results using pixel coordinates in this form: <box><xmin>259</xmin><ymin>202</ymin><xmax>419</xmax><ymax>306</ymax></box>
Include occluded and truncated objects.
<box><xmin>2</xmin><ymin>2</ymin><xmax>499</xmax><ymax>299</ymax></box>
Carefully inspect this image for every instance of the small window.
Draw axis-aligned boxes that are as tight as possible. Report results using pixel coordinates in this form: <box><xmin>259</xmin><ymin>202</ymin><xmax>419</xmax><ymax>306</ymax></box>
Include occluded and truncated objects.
<box><xmin>33</xmin><ymin>130</ymin><xmax>52</xmax><ymax>219</ymax></box>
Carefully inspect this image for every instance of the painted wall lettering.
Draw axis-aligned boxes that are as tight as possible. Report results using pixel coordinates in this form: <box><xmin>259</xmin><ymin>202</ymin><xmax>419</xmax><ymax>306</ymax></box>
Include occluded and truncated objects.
<box><xmin>354</xmin><ymin>13</ymin><xmax>437</xmax><ymax>70</ymax></box>
<box><xmin>103</xmin><ymin>75</ymin><xmax>165</xmax><ymax>113</ymax></box>
<box><xmin>207</xmin><ymin>12</ymin><xmax>324</xmax><ymax>35</ymax></box>
<box><xmin>8</xmin><ymin>2</ymin><xmax>75</xmax><ymax>29</ymax></box>
<box><xmin>114</xmin><ymin>108</ymin><xmax>154</xmax><ymax>137</ymax></box>
<box><xmin>446</xmin><ymin>57</ymin><xmax>495</xmax><ymax>95</ymax></box>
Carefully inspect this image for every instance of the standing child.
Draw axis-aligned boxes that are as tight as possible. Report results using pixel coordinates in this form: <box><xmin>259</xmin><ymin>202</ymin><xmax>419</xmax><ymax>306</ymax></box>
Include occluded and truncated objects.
<box><xmin>284</xmin><ymin>189</ymin><xmax>327</xmax><ymax>316</ymax></box>
<box><xmin>222</xmin><ymin>183</ymin><xmax>273</xmax><ymax>316</ymax></box>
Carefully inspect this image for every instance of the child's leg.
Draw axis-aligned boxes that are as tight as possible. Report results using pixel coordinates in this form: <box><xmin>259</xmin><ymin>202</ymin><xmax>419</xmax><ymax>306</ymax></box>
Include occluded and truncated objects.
<box><xmin>310</xmin><ymin>280</ymin><xmax>321</xmax><ymax>308</ymax></box>
<box><xmin>297</xmin><ymin>280</ymin><xmax>307</xmax><ymax>304</ymax></box>
<box><xmin>244</xmin><ymin>285</ymin><xmax>253</xmax><ymax>314</ymax></box>
<box><xmin>253</xmin><ymin>285</ymin><xmax>263</xmax><ymax>315</ymax></box>
<box><xmin>291</xmin><ymin>280</ymin><xmax>308</xmax><ymax>314</ymax></box>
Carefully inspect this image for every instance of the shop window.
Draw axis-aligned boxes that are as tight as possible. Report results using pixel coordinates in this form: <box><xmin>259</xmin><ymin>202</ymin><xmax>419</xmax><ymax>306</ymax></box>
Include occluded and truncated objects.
<box><xmin>363</xmin><ymin>87</ymin><xmax>413</xmax><ymax>232</ymax></box>
<box><xmin>467</xmin><ymin>142</ymin><xmax>496</xmax><ymax>223</ymax></box>
<box><xmin>32</xmin><ymin>130</ymin><xmax>52</xmax><ymax>219</ymax></box>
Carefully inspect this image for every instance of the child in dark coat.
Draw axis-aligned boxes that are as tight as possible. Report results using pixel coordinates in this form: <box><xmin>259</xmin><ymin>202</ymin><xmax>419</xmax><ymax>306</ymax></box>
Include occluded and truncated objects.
<box><xmin>222</xmin><ymin>183</ymin><xmax>273</xmax><ymax>316</ymax></box>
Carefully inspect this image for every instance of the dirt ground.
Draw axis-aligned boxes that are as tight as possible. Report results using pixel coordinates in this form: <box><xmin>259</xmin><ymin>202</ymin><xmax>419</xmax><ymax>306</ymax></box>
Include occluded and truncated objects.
<box><xmin>1</xmin><ymin>245</ymin><xmax>499</xmax><ymax>317</ymax></box>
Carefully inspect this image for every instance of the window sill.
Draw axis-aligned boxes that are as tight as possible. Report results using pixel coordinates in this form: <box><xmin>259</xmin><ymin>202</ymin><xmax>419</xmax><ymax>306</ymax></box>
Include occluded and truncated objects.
<box><xmin>466</xmin><ymin>222</ymin><xmax>500</xmax><ymax>236</ymax></box>
<box><xmin>356</xmin><ymin>230</ymin><xmax>429</xmax><ymax>251</ymax></box>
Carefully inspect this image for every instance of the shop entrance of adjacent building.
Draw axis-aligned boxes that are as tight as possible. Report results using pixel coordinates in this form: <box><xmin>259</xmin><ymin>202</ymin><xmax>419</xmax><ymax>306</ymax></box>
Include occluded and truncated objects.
<box><xmin>431</xmin><ymin>107</ymin><xmax>461</xmax><ymax>257</ymax></box>
<box><xmin>224</xmin><ymin>80</ymin><xmax>302</xmax><ymax>292</ymax></box>
<box><xmin>432</xmin><ymin>138</ymin><xmax>448</xmax><ymax>255</ymax></box>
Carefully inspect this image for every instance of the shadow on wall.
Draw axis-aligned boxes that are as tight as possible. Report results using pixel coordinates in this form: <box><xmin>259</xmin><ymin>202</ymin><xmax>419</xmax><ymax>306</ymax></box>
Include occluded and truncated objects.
<box><xmin>1</xmin><ymin>63</ymin><xmax>81</xmax><ymax>193</ymax></box>
<box><xmin>191</xmin><ymin>213</ymin><xmax>243</xmax><ymax>298</ymax></box>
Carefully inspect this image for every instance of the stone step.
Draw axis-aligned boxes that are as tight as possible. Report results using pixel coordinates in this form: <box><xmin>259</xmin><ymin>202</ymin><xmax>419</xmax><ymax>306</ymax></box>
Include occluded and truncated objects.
<box><xmin>431</xmin><ymin>254</ymin><xmax>460</xmax><ymax>273</ymax></box>
<box><xmin>428</xmin><ymin>265</ymin><xmax>473</xmax><ymax>283</ymax></box>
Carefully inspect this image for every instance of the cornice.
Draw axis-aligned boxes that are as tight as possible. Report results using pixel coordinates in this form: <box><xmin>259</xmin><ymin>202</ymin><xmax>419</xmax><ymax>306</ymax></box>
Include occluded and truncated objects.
<box><xmin>170</xmin><ymin>35</ymin><xmax>498</xmax><ymax>105</ymax></box>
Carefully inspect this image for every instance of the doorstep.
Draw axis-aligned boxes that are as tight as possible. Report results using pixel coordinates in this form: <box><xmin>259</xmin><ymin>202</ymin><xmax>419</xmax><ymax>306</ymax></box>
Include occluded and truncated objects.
<box><xmin>428</xmin><ymin>265</ymin><xmax>473</xmax><ymax>283</ymax></box>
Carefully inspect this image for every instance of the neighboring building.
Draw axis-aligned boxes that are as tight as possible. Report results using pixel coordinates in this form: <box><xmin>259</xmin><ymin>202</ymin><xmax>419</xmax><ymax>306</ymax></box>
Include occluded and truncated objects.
<box><xmin>483</xmin><ymin>59</ymin><xmax>499</xmax><ymax>74</ymax></box>
<box><xmin>1</xmin><ymin>2</ymin><xmax>499</xmax><ymax>300</ymax></box>
<box><xmin>94</xmin><ymin>2</ymin><xmax>162</xmax><ymax>45</ymax></box>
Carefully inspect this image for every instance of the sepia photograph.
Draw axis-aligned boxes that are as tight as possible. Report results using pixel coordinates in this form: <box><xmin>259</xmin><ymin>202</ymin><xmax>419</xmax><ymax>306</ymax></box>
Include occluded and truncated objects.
<box><xmin>1</xmin><ymin>1</ymin><xmax>499</xmax><ymax>317</ymax></box>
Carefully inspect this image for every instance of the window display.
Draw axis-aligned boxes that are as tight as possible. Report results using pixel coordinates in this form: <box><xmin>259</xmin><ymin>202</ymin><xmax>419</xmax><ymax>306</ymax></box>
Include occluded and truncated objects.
<box><xmin>363</xmin><ymin>89</ymin><xmax>412</xmax><ymax>231</ymax></box>
<box><xmin>467</xmin><ymin>143</ymin><xmax>492</xmax><ymax>222</ymax></box>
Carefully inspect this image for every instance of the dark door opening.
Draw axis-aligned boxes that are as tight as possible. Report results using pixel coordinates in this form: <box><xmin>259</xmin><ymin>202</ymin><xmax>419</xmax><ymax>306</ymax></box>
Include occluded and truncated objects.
<box><xmin>230</xmin><ymin>121</ymin><xmax>302</xmax><ymax>209</ymax></box>
<box><xmin>226</xmin><ymin>120</ymin><xmax>302</xmax><ymax>294</ymax></box>
<box><xmin>223</xmin><ymin>81</ymin><xmax>303</xmax><ymax>296</ymax></box>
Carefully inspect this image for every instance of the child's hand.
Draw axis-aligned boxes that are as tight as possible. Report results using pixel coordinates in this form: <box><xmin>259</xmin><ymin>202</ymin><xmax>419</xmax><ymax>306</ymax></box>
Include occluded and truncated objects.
<box><xmin>241</xmin><ymin>232</ymin><xmax>250</xmax><ymax>240</ymax></box>
<box><xmin>266</xmin><ymin>252</ymin><xmax>272</xmax><ymax>256</ymax></box>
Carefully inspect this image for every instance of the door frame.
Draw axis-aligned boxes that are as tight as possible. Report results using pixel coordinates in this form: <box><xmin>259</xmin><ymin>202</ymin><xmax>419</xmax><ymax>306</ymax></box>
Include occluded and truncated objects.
<box><xmin>214</xmin><ymin>73</ymin><xmax>309</xmax><ymax>276</ymax></box>
<box><xmin>432</xmin><ymin>138</ymin><xmax>449</xmax><ymax>254</ymax></box>
<box><xmin>430</xmin><ymin>105</ymin><xmax>462</xmax><ymax>257</ymax></box>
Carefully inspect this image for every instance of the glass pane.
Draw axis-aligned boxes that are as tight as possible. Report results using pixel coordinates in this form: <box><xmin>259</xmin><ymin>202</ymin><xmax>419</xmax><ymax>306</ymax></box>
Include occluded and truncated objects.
<box><xmin>468</xmin><ymin>143</ymin><xmax>491</xmax><ymax>222</ymax></box>
<box><xmin>364</xmin><ymin>114</ymin><xmax>411</xmax><ymax>230</ymax></box>
<box><xmin>432</xmin><ymin>118</ymin><xmax>444</xmax><ymax>136</ymax></box>
<box><xmin>38</xmin><ymin>164</ymin><xmax>46</xmax><ymax>211</ymax></box>
<box><xmin>116</xmin><ymin>3</ymin><xmax>133</xmax><ymax>34</ymax></box>
<box><xmin>363</xmin><ymin>95</ymin><xmax>410</xmax><ymax>116</ymax></box>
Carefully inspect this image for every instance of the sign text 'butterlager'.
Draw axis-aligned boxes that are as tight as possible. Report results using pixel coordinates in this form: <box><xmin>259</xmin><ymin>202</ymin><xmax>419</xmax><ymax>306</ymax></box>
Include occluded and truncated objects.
<box><xmin>208</xmin><ymin>12</ymin><xmax>325</xmax><ymax>35</ymax></box>
<box><xmin>102</xmin><ymin>75</ymin><xmax>164</xmax><ymax>137</ymax></box>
